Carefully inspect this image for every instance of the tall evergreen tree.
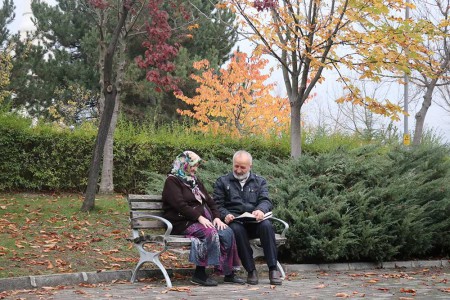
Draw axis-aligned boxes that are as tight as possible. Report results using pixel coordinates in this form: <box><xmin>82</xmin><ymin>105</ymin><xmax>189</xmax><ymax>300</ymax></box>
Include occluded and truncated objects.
<box><xmin>0</xmin><ymin>0</ymin><xmax>15</xmax><ymax>105</ymax></box>
<box><xmin>7</xmin><ymin>0</ymin><xmax>98</xmax><ymax>120</ymax></box>
<box><xmin>0</xmin><ymin>0</ymin><xmax>15</xmax><ymax>46</ymax></box>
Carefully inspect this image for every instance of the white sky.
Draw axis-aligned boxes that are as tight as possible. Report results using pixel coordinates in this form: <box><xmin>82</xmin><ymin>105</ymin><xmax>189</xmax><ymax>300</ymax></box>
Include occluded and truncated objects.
<box><xmin>7</xmin><ymin>1</ymin><xmax>450</xmax><ymax>143</ymax></box>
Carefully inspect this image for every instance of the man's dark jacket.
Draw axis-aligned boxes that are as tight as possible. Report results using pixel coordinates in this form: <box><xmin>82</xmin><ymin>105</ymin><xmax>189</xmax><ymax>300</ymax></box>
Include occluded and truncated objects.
<box><xmin>212</xmin><ymin>172</ymin><xmax>273</xmax><ymax>220</ymax></box>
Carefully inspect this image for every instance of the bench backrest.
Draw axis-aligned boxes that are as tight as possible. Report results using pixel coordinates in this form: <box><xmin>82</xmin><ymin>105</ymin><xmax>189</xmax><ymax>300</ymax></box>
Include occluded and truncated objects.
<box><xmin>128</xmin><ymin>194</ymin><xmax>165</xmax><ymax>229</ymax></box>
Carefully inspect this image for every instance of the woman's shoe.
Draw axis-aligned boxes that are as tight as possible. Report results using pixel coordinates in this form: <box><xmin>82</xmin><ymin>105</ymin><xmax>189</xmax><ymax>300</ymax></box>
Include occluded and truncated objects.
<box><xmin>190</xmin><ymin>276</ymin><xmax>218</xmax><ymax>286</ymax></box>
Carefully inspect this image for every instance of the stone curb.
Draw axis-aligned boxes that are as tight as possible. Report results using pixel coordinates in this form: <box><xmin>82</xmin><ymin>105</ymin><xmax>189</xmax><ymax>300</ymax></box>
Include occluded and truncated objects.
<box><xmin>0</xmin><ymin>259</ymin><xmax>448</xmax><ymax>292</ymax></box>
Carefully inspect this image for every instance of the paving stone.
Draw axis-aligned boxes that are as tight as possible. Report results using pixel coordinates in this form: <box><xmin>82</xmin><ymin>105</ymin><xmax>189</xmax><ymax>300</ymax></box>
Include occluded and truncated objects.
<box><xmin>1</xmin><ymin>265</ymin><xmax>449</xmax><ymax>300</ymax></box>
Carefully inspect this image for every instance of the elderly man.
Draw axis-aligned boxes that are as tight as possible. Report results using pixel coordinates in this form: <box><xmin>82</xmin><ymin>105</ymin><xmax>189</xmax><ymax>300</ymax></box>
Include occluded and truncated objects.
<box><xmin>212</xmin><ymin>150</ymin><xmax>282</xmax><ymax>285</ymax></box>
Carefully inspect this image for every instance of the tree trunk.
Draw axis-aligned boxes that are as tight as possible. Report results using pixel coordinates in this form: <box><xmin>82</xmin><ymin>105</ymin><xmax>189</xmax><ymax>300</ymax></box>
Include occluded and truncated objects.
<box><xmin>290</xmin><ymin>97</ymin><xmax>302</xmax><ymax>158</ymax></box>
<box><xmin>82</xmin><ymin>3</ymin><xmax>130</xmax><ymax>211</ymax></box>
<box><xmin>99</xmin><ymin>98</ymin><xmax>119</xmax><ymax>193</ymax></box>
<box><xmin>99</xmin><ymin>40</ymin><xmax>127</xmax><ymax>194</ymax></box>
<box><xmin>82</xmin><ymin>89</ymin><xmax>117</xmax><ymax>211</ymax></box>
<box><xmin>413</xmin><ymin>84</ymin><xmax>435</xmax><ymax>145</ymax></box>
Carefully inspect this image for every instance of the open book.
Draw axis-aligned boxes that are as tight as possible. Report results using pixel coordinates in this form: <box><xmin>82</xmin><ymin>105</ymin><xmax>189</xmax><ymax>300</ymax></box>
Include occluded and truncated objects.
<box><xmin>234</xmin><ymin>211</ymin><xmax>273</xmax><ymax>222</ymax></box>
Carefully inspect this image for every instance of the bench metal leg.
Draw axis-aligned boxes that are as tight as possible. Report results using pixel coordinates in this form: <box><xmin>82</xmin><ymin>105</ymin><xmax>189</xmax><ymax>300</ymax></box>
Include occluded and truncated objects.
<box><xmin>131</xmin><ymin>243</ymin><xmax>172</xmax><ymax>288</ymax></box>
<box><xmin>277</xmin><ymin>260</ymin><xmax>286</xmax><ymax>280</ymax></box>
<box><xmin>152</xmin><ymin>256</ymin><xmax>172</xmax><ymax>288</ymax></box>
<box><xmin>130</xmin><ymin>259</ymin><xmax>146</xmax><ymax>283</ymax></box>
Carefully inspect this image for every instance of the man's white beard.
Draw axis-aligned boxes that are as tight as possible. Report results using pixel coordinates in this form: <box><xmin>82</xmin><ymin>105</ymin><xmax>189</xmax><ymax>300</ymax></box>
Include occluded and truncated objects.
<box><xmin>233</xmin><ymin>172</ymin><xmax>250</xmax><ymax>181</ymax></box>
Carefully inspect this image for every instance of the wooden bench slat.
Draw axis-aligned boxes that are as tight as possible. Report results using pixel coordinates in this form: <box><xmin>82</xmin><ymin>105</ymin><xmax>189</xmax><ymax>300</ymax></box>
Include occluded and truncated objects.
<box><xmin>128</xmin><ymin>194</ymin><xmax>162</xmax><ymax>201</ymax></box>
<box><xmin>131</xmin><ymin>219</ymin><xmax>164</xmax><ymax>229</ymax></box>
<box><xmin>166</xmin><ymin>236</ymin><xmax>191</xmax><ymax>247</ymax></box>
<box><xmin>130</xmin><ymin>211</ymin><xmax>163</xmax><ymax>218</ymax></box>
<box><xmin>249</xmin><ymin>235</ymin><xmax>286</xmax><ymax>246</ymax></box>
<box><xmin>129</xmin><ymin>202</ymin><xmax>163</xmax><ymax>210</ymax></box>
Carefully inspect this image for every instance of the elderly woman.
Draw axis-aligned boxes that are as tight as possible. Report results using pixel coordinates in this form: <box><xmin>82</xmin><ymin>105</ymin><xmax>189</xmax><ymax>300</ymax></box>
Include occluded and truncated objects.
<box><xmin>162</xmin><ymin>151</ymin><xmax>243</xmax><ymax>286</ymax></box>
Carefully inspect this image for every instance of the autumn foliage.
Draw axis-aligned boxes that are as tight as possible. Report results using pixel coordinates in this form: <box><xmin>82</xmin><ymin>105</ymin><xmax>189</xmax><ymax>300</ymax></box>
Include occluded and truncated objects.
<box><xmin>175</xmin><ymin>51</ymin><xmax>290</xmax><ymax>137</ymax></box>
<box><xmin>135</xmin><ymin>0</ymin><xmax>185</xmax><ymax>92</ymax></box>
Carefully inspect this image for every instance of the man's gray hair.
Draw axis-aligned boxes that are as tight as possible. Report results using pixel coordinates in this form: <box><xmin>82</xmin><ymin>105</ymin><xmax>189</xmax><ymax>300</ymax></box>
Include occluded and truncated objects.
<box><xmin>233</xmin><ymin>150</ymin><xmax>253</xmax><ymax>164</ymax></box>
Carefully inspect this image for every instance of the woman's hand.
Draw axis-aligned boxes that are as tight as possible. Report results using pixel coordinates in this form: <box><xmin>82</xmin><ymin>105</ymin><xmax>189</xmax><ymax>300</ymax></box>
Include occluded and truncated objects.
<box><xmin>213</xmin><ymin>218</ymin><xmax>228</xmax><ymax>230</ymax></box>
<box><xmin>224</xmin><ymin>213</ymin><xmax>235</xmax><ymax>224</ymax></box>
<box><xmin>198</xmin><ymin>215</ymin><xmax>215</xmax><ymax>228</ymax></box>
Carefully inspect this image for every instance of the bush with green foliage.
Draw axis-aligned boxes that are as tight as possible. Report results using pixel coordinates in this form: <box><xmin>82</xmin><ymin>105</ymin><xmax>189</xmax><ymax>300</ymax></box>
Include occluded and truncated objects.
<box><xmin>144</xmin><ymin>143</ymin><xmax>450</xmax><ymax>264</ymax></box>
<box><xmin>266</xmin><ymin>143</ymin><xmax>450</xmax><ymax>263</ymax></box>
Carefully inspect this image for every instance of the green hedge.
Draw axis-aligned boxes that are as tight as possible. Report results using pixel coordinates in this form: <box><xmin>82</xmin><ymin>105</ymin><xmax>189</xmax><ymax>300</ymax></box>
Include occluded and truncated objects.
<box><xmin>0</xmin><ymin>114</ymin><xmax>290</xmax><ymax>192</ymax></box>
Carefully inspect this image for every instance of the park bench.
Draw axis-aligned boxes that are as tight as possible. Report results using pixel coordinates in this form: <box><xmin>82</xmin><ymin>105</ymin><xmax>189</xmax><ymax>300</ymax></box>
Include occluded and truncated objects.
<box><xmin>127</xmin><ymin>194</ymin><xmax>289</xmax><ymax>288</ymax></box>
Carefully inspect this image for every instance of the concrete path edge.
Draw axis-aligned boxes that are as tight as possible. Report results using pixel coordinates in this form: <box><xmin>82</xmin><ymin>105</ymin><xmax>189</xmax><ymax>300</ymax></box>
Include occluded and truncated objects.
<box><xmin>1</xmin><ymin>259</ymin><xmax>449</xmax><ymax>292</ymax></box>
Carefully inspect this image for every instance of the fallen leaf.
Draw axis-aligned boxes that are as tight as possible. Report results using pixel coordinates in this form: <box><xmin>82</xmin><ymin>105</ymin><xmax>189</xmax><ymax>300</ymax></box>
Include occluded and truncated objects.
<box><xmin>15</xmin><ymin>242</ymin><xmax>25</xmax><ymax>249</ymax></box>
<box><xmin>47</xmin><ymin>260</ymin><xmax>54</xmax><ymax>269</ymax></box>
<box><xmin>169</xmin><ymin>286</ymin><xmax>191</xmax><ymax>292</ymax></box>
<box><xmin>79</xmin><ymin>283</ymin><xmax>97</xmax><ymax>288</ymax></box>
<box><xmin>400</xmin><ymin>288</ymin><xmax>416</xmax><ymax>294</ymax></box>
<box><xmin>335</xmin><ymin>292</ymin><xmax>350</xmax><ymax>298</ymax></box>
<box><xmin>315</xmin><ymin>284</ymin><xmax>327</xmax><ymax>289</ymax></box>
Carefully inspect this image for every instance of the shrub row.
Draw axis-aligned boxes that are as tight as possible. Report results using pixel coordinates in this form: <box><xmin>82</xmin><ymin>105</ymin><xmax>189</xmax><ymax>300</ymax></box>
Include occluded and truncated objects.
<box><xmin>0</xmin><ymin>114</ymin><xmax>290</xmax><ymax>192</ymax></box>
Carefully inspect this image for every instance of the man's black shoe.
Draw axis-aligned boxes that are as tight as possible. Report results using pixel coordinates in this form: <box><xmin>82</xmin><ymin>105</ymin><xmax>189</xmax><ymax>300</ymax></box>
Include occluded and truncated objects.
<box><xmin>224</xmin><ymin>273</ymin><xmax>245</xmax><ymax>284</ymax></box>
<box><xmin>269</xmin><ymin>270</ymin><xmax>282</xmax><ymax>285</ymax></box>
<box><xmin>247</xmin><ymin>270</ymin><xmax>258</xmax><ymax>285</ymax></box>
<box><xmin>190</xmin><ymin>276</ymin><xmax>218</xmax><ymax>286</ymax></box>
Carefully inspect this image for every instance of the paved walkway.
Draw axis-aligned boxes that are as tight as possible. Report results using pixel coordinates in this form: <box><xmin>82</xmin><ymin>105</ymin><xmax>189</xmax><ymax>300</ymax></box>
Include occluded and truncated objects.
<box><xmin>1</xmin><ymin>265</ymin><xmax>449</xmax><ymax>299</ymax></box>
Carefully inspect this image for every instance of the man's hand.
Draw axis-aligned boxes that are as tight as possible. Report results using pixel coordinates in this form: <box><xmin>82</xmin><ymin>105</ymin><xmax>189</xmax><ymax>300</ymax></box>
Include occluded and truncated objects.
<box><xmin>224</xmin><ymin>213</ymin><xmax>235</xmax><ymax>224</ymax></box>
<box><xmin>252</xmin><ymin>209</ymin><xmax>265</xmax><ymax>221</ymax></box>
<box><xmin>213</xmin><ymin>218</ymin><xmax>228</xmax><ymax>230</ymax></box>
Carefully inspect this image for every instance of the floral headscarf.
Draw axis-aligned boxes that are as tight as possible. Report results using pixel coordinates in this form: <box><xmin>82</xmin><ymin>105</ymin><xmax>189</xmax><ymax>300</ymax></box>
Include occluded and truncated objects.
<box><xmin>170</xmin><ymin>151</ymin><xmax>205</xmax><ymax>202</ymax></box>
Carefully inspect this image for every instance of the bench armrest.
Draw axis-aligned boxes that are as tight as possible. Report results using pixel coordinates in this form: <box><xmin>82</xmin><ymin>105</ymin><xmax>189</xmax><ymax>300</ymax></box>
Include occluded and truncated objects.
<box><xmin>130</xmin><ymin>214</ymin><xmax>174</xmax><ymax>240</ymax></box>
<box><xmin>270</xmin><ymin>217</ymin><xmax>289</xmax><ymax>238</ymax></box>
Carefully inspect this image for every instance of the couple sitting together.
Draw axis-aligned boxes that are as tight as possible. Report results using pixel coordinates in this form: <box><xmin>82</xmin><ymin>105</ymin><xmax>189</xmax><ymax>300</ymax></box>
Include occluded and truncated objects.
<box><xmin>162</xmin><ymin>150</ymin><xmax>282</xmax><ymax>286</ymax></box>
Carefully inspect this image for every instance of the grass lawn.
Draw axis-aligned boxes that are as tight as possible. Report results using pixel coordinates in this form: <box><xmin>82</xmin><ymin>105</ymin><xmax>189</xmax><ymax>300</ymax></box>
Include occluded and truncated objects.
<box><xmin>0</xmin><ymin>193</ymin><xmax>191</xmax><ymax>278</ymax></box>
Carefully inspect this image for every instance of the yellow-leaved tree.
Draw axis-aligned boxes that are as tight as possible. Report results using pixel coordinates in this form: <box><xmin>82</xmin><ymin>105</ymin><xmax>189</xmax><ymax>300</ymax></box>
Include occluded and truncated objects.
<box><xmin>224</xmin><ymin>0</ymin><xmax>431</xmax><ymax>157</ymax></box>
<box><xmin>175</xmin><ymin>51</ymin><xmax>290</xmax><ymax>137</ymax></box>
